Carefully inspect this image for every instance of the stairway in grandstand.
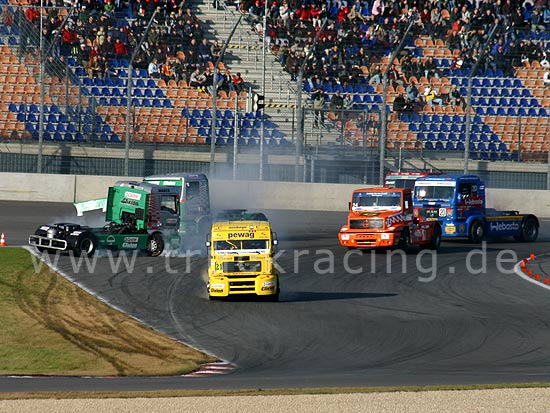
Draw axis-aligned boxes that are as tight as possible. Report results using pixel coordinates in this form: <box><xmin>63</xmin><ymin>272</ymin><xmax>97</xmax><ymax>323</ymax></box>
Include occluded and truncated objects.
<box><xmin>194</xmin><ymin>2</ymin><xmax>301</xmax><ymax>143</ymax></box>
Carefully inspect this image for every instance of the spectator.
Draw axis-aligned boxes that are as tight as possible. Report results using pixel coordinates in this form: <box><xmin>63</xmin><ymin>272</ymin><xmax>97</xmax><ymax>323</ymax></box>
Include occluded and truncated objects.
<box><xmin>312</xmin><ymin>88</ymin><xmax>325</xmax><ymax>127</ymax></box>
<box><xmin>369</xmin><ymin>64</ymin><xmax>382</xmax><ymax>85</ymax></box>
<box><xmin>189</xmin><ymin>67</ymin><xmax>206</xmax><ymax>90</ymax></box>
<box><xmin>424</xmin><ymin>87</ymin><xmax>443</xmax><ymax>106</ymax></box>
<box><xmin>85</xmin><ymin>55</ymin><xmax>103</xmax><ymax>79</ymax></box>
<box><xmin>160</xmin><ymin>60</ymin><xmax>175</xmax><ymax>82</ymax></box>
<box><xmin>198</xmin><ymin>38</ymin><xmax>212</xmax><ymax>63</ymax></box>
<box><xmin>447</xmin><ymin>84</ymin><xmax>464</xmax><ymax>109</ymax></box>
<box><xmin>76</xmin><ymin>42</ymin><xmax>90</xmax><ymax>68</ymax></box>
<box><xmin>210</xmin><ymin>40</ymin><xmax>222</xmax><ymax>61</ymax></box>
<box><xmin>343</xmin><ymin>93</ymin><xmax>354</xmax><ymax>111</ymax></box>
<box><xmin>113</xmin><ymin>37</ymin><xmax>128</xmax><ymax>58</ymax></box>
<box><xmin>101</xmin><ymin>33</ymin><xmax>116</xmax><ymax>59</ymax></box>
<box><xmin>329</xmin><ymin>91</ymin><xmax>344</xmax><ymax>111</ymax></box>
<box><xmin>543</xmin><ymin>71</ymin><xmax>550</xmax><ymax>88</ymax></box>
<box><xmin>393</xmin><ymin>92</ymin><xmax>411</xmax><ymax>113</ymax></box>
<box><xmin>405</xmin><ymin>81</ymin><xmax>420</xmax><ymax>105</ymax></box>
<box><xmin>388</xmin><ymin>64</ymin><xmax>405</xmax><ymax>89</ymax></box>
<box><xmin>148</xmin><ymin>57</ymin><xmax>160</xmax><ymax>78</ymax></box>
<box><xmin>173</xmin><ymin>57</ymin><xmax>187</xmax><ymax>83</ymax></box>
<box><xmin>232</xmin><ymin>72</ymin><xmax>245</xmax><ymax>93</ymax></box>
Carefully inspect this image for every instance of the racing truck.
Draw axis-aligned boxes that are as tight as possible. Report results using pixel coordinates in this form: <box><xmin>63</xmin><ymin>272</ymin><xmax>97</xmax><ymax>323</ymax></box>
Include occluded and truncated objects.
<box><xmin>143</xmin><ymin>173</ymin><xmax>211</xmax><ymax>236</ymax></box>
<box><xmin>384</xmin><ymin>171</ymin><xmax>441</xmax><ymax>189</ymax></box>
<box><xmin>413</xmin><ymin>174</ymin><xmax>539</xmax><ymax>242</ymax></box>
<box><xmin>338</xmin><ymin>187</ymin><xmax>442</xmax><ymax>251</ymax></box>
<box><xmin>206</xmin><ymin>214</ymin><xmax>279</xmax><ymax>301</ymax></box>
<box><xmin>74</xmin><ymin>173</ymin><xmax>211</xmax><ymax>237</ymax></box>
<box><xmin>29</xmin><ymin>181</ymin><xmax>181</xmax><ymax>256</ymax></box>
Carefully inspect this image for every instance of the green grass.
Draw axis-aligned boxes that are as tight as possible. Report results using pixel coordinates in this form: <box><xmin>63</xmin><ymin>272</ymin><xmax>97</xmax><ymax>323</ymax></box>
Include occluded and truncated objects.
<box><xmin>0</xmin><ymin>248</ymin><xmax>215</xmax><ymax>377</ymax></box>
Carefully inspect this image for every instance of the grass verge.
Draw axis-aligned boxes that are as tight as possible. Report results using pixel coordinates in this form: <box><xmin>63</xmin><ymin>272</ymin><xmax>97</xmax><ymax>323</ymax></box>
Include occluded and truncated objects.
<box><xmin>0</xmin><ymin>248</ymin><xmax>215</xmax><ymax>377</ymax></box>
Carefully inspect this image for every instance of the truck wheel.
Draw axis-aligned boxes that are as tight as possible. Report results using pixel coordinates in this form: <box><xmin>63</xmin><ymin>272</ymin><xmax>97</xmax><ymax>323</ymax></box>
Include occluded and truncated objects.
<box><xmin>398</xmin><ymin>228</ymin><xmax>411</xmax><ymax>253</ymax></box>
<box><xmin>74</xmin><ymin>234</ymin><xmax>97</xmax><ymax>257</ymax></box>
<box><xmin>515</xmin><ymin>218</ymin><xmax>538</xmax><ymax>242</ymax></box>
<box><xmin>469</xmin><ymin>221</ymin><xmax>485</xmax><ymax>243</ymax></box>
<box><xmin>426</xmin><ymin>223</ymin><xmax>442</xmax><ymax>250</ymax></box>
<box><xmin>146</xmin><ymin>233</ymin><xmax>164</xmax><ymax>257</ymax></box>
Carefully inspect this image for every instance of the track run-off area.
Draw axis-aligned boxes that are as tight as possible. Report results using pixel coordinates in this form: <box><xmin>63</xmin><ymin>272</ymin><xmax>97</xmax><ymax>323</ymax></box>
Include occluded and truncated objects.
<box><xmin>1</xmin><ymin>200</ymin><xmax>550</xmax><ymax>392</ymax></box>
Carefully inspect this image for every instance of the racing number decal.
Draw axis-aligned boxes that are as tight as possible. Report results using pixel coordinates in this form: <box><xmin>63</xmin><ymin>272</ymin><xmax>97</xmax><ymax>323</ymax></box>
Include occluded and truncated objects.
<box><xmin>215</xmin><ymin>262</ymin><xmax>224</xmax><ymax>271</ymax></box>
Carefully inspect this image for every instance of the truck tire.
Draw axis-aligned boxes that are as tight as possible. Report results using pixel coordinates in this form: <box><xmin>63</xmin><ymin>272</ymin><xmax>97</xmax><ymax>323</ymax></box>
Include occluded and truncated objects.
<box><xmin>515</xmin><ymin>218</ymin><xmax>538</xmax><ymax>242</ymax></box>
<box><xmin>146</xmin><ymin>233</ymin><xmax>164</xmax><ymax>257</ymax></box>
<box><xmin>398</xmin><ymin>228</ymin><xmax>412</xmax><ymax>253</ymax></box>
<box><xmin>74</xmin><ymin>234</ymin><xmax>97</xmax><ymax>257</ymax></box>
<box><xmin>469</xmin><ymin>220</ymin><xmax>485</xmax><ymax>243</ymax></box>
<box><xmin>426</xmin><ymin>223</ymin><xmax>442</xmax><ymax>250</ymax></box>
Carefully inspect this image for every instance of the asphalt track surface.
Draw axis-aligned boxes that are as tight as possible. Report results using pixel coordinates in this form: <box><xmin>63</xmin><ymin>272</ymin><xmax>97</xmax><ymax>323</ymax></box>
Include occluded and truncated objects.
<box><xmin>1</xmin><ymin>200</ymin><xmax>550</xmax><ymax>392</ymax></box>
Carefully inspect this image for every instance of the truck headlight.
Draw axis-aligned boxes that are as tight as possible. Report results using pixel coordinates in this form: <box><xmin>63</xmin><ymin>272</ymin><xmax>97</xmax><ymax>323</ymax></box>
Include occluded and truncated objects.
<box><xmin>47</xmin><ymin>228</ymin><xmax>57</xmax><ymax>239</ymax></box>
<box><xmin>381</xmin><ymin>233</ymin><xmax>390</xmax><ymax>240</ymax></box>
<box><xmin>341</xmin><ymin>234</ymin><xmax>350</xmax><ymax>240</ymax></box>
<box><xmin>211</xmin><ymin>283</ymin><xmax>224</xmax><ymax>289</ymax></box>
<box><xmin>262</xmin><ymin>281</ymin><xmax>275</xmax><ymax>287</ymax></box>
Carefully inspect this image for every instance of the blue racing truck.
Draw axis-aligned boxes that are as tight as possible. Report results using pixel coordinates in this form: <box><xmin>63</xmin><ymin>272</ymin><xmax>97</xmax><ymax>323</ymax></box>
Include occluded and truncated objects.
<box><xmin>413</xmin><ymin>174</ymin><xmax>539</xmax><ymax>242</ymax></box>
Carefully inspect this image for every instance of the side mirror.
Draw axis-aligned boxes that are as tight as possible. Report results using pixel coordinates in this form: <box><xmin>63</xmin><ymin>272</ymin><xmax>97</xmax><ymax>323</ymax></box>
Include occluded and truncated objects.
<box><xmin>273</xmin><ymin>239</ymin><xmax>278</xmax><ymax>245</ymax></box>
<box><xmin>205</xmin><ymin>241</ymin><xmax>211</xmax><ymax>247</ymax></box>
<box><xmin>348</xmin><ymin>202</ymin><xmax>351</xmax><ymax>211</ymax></box>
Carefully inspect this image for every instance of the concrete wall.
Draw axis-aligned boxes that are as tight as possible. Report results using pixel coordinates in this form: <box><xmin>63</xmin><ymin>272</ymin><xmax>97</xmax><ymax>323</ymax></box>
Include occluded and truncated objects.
<box><xmin>0</xmin><ymin>173</ymin><xmax>548</xmax><ymax>217</ymax></box>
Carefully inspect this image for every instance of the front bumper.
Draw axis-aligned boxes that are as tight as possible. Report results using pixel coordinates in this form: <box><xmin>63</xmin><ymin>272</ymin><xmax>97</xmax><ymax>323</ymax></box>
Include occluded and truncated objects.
<box><xmin>338</xmin><ymin>231</ymin><xmax>398</xmax><ymax>249</ymax></box>
<box><xmin>29</xmin><ymin>235</ymin><xmax>68</xmax><ymax>251</ymax></box>
<box><xmin>208</xmin><ymin>274</ymin><xmax>278</xmax><ymax>297</ymax></box>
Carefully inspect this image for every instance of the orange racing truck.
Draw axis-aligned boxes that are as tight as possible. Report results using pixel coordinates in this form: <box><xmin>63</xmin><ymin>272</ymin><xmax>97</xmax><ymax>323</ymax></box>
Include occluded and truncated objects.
<box><xmin>338</xmin><ymin>187</ymin><xmax>442</xmax><ymax>251</ymax></box>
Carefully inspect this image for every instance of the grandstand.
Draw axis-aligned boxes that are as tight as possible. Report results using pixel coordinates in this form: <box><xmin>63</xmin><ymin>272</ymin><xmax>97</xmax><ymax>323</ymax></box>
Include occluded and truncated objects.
<box><xmin>0</xmin><ymin>0</ymin><xmax>550</xmax><ymax>184</ymax></box>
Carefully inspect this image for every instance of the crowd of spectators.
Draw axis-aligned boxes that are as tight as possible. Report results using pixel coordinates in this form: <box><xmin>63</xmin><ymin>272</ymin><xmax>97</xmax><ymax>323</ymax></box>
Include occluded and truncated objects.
<box><xmin>238</xmin><ymin>0</ymin><xmax>550</xmax><ymax>114</ymax></box>
<box><xmin>11</xmin><ymin>0</ymin><xmax>247</xmax><ymax>95</ymax></box>
<box><xmin>8</xmin><ymin>0</ymin><xmax>550</xmax><ymax>112</ymax></box>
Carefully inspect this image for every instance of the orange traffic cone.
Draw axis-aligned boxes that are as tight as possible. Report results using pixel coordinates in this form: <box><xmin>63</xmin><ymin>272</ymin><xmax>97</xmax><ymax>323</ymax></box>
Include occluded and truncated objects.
<box><xmin>0</xmin><ymin>233</ymin><xmax>5</xmax><ymax>247</ymax></box>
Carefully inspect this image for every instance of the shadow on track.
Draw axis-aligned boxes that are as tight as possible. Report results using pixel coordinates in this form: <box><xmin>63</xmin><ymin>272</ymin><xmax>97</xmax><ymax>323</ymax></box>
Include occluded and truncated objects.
<box><xmin>281</xmin><ymin>291</ymin><xmax>397</xmax><ymax>302</ymax></box>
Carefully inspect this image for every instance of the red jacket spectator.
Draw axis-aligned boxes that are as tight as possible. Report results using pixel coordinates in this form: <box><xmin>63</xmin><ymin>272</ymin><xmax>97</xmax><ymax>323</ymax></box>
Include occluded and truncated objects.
<box><xmin>25</xmin><ymin>7</ymin><xmax>39</xmax><ymax>24</ymax></box>
<box><xmin>295</xmin><ymin>5</ymin><xmax>312</xmax><ymax>21</ymax></box>
<box><xmin>62</xmin><ymin>27</ymin><xmax>78</xmax><ymax>45</ymax></box>
<box><xmin>337</xmin><ymin>6</ymin><xmax>350</xmax><ymax>22</ymax></box>
<box><xmin>114</xmin><ymin>39</ymin><xmax>128</xmax><ymax>56</ymax></box>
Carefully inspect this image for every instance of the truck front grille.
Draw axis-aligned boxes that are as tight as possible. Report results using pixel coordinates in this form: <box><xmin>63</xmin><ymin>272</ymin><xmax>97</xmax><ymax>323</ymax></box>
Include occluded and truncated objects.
<box><xmin>350</xmin><ymin>219</ymin><xmax>384</xmax><ymax>229</ymax></box>
<box><xmin>223</xmin><ymin>261</ymin><xmax>261</xmax><ymax>273</ymax></box>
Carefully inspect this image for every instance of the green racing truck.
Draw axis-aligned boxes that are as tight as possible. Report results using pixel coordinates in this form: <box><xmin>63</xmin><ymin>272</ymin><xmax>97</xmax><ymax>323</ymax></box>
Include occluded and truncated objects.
<box><xmin>29</xmin><ymin>181</ymin><xmax>181</xmax><ymax>257</ymax></box>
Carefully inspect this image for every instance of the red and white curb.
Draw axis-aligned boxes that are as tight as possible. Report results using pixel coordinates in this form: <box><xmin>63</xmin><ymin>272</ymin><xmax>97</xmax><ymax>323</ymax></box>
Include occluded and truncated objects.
<box><xmin>182</xmin><ymin>362</ymin><xmax>235</xmax><ymax>377</ymax></box>
<box><xmin>515</xmin><ymin>254</ymin><xmax>550</xmax><ymax>291</ymax></box>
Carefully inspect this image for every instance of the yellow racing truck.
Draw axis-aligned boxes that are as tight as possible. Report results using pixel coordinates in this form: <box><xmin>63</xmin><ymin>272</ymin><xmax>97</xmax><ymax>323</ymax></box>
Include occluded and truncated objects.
<box><xmin>206</xmin><ymin>214</ymin><xmax>279</xmax><ymax>301</ymax></box>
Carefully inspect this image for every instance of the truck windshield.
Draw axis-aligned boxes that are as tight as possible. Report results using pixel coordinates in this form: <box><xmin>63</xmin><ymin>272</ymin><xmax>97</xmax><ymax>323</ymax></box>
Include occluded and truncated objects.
<box><xmin>214</xmin><ymin>239</ymin><xmax>269</xmax><ymax>251</ymax></box>
<box><xmin>352</xmin><ymin>192</ymin><xmax>401</xmax><ymax>211</ymax></box>
<box><xmin>385</xmin><ymin>178</ymin><xmax>416</xmax><ymax>189</ymax></box>
<box><xmin>414</xmin><ymin>185</ymin><xmax>455</xmax><ymax>201</ymax></box>
<box><xmin>160</xmin><ymin>195</ymin><xmax>178</xmax><ymax>214</ymax></box>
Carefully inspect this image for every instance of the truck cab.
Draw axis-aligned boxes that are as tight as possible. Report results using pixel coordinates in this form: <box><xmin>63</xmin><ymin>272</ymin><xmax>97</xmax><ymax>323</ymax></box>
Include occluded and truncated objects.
<box><xmin>206</xmin><ymin>219</ymin><xmax>279</xmax><ymax>301</ymax></box>
<box><xmin>143</xmin><ymin>173</ymin><xmax>211</xmax><ymax>236</ymax></box>
<box><xmin>413</xmin><ymin>174</ymin><xmax>538</xmax><ymax>242</ymax></box>
<box><xmin>384</xmin><ymin>172</ymin><xmax>436</xmax><ymax>189</ymax></box>
<box><xmin>338</xmin><ymin>187</ymin><xmax>441</xmax><ymax>251</ymax></box>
